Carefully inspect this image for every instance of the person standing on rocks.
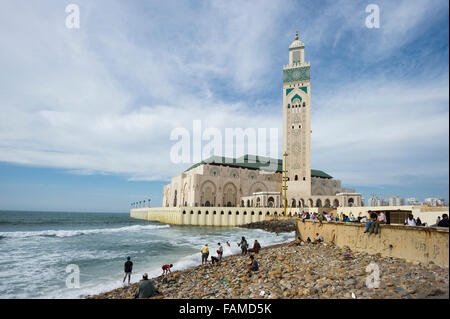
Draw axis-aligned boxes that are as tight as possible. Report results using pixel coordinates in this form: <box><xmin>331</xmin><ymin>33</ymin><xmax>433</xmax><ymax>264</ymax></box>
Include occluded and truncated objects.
<box><xmin>217</xmin><ymin>242</ymin><xmax>224</xmax><ymax>263</ymax></box>
<box><xmin>201</xmin><ymin>244</ymin><xmax>209</xmax><ymax>266</ymax></box>
<box><xmin>238</xmin><ymin>237</ymin><xmax>248</xmax><ymax>255</ymax></box>
<box><xmin>123</xmin><ymin>256</ymin><xmax>133</xmax><ymax>285</ymax></box>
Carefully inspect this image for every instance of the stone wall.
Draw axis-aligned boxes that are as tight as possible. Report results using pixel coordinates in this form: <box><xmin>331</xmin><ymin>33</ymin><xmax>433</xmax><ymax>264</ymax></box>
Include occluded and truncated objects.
<box><xmin>297</xmin><ymin>220</ymin><xmax>449</xmax><ymax>268</ymax></box>
<box><xmin>130</xmin><ymin>207</ymin><xmax>315</xmax><ymax>226</ymax></box>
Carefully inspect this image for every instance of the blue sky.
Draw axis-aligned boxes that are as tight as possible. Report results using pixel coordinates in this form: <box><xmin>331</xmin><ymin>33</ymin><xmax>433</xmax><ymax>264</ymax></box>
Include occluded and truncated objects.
<box><xmin>0</xmin><ymin>0</ymin><xmax>448</xmax><ymax>212</ymax></box>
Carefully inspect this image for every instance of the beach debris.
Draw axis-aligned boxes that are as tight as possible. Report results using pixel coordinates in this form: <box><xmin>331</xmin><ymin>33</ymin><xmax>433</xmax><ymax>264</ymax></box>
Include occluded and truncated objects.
<box><xmin>86</xmin><ymin>240</ymin><xmax>449</xmax><ymax>300</ymax></box>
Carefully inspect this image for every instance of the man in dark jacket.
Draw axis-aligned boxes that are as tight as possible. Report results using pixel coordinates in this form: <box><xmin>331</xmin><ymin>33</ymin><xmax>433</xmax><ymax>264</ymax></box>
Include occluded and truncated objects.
<box><xmin>135</xmin><ymin>273</ymin><xmax>159</xmax><ymax>298</ymax></box>
<box><xmin>123</xmin><ymin>256</ymin><xmax>133</xmax><ymax>284</ymax></box>
<box><xmin>437</xmin><ymin>214</ymin><xmax>449</xmax><ymax>227</ymax></box>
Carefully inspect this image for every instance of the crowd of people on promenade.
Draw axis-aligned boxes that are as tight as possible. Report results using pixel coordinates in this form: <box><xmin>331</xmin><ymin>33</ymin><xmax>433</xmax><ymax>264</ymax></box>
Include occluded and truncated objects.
<box><xmin>298</xmin><ymin>211</ymin><xmax>365</xmax><ymax>223</ymax></box>
<box><xmin>121</xmin><ymin>235</ymin><xmax>264</xmax><ymax>298</ymax></box>
<box><xmin>293</xmin><ymin>210</ymin><xmax>449</xmax><ymax>230</ymax></box>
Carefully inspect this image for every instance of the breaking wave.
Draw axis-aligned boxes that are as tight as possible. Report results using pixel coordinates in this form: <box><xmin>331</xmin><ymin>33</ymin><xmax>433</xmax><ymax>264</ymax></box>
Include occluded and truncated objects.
<box><xmin>0</xmin><ymin>224</ymin><xmax>170</xmax><ymax>239</ymax></box>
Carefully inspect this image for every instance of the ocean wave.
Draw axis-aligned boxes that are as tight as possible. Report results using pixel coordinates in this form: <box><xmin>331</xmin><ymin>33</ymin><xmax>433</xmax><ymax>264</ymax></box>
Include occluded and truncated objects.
<box><xmin>0</xmin><ymin>224</ymin><xmax>170</xmax><ymax>239</ymax></box>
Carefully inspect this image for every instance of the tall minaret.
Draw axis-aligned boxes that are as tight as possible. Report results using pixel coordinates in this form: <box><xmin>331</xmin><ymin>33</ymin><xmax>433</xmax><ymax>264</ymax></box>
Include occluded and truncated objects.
<box><xmin>282</xmin><ymin>31</ymin><xmax>311</xmax><ymax>203</ymax></box>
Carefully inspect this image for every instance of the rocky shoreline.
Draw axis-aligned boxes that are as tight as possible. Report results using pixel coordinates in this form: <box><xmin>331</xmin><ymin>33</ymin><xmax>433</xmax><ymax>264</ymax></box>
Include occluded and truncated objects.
<box><xmin>240</xmin><ymin>219</ymin><xmax>298</xmax><ymax>234</ymax></box>
<box><xmin>87</xmin><ymin>240</ymin><xmax>449</xmax><ymax>299</ymax></box>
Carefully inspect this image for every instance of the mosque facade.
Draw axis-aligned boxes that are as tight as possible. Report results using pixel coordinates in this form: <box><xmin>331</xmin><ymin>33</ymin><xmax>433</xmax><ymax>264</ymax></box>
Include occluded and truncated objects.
<box><xmin>162</xmin><ymin>32</ymin><xmax>362</xmax><ymax>210</ymax></box>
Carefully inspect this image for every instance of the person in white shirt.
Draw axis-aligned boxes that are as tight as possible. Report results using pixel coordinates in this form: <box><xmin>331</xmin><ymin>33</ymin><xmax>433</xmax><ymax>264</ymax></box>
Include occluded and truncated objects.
<box><xmin>405</xmin><ymin>214</ymin><xmax>416</xmax><ymax>226</ymax></box>
<box><xmin>314</xmin><ymin>233</ymin><xmax>323</xmax><ymax>243</ymax></box>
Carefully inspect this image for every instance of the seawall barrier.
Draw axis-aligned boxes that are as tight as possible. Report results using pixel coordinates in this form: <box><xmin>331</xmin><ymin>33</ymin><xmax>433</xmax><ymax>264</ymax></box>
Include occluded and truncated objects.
<box><xmin>297</xmin><ymin>220</ymin><xmax>449</xmax><ymax>268</ymax></box>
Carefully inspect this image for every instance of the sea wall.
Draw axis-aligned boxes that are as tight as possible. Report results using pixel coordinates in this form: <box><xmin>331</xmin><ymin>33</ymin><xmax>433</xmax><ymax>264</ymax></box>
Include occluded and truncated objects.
<box><xmin>130</xmin><ymin>207</ymin><xmax>311</xmax><ymax>226</ymax></box>
<box><xmin>297</xmin><ymin>220</ymin><xmax>449</xmax><ymax>268</ymax></box>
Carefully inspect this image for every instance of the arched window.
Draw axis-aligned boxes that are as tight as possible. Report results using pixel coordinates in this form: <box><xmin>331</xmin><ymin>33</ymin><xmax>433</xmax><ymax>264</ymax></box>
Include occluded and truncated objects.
<box><xmin>348</xmin><ymin>198</ymin><xmax>354</xmax><ymax>207</ymax></box>
<box><xmin>295</xmin><ymin>175</ymin><xmax>298</xmax><ymax>181</ymax></box>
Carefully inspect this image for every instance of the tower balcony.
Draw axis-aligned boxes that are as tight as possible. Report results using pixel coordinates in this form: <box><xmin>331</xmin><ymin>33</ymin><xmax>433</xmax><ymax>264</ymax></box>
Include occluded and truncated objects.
<box><xmin>283</xmin><ymin>61</ymin><xmax>310</xmax><ymax>70</ymax></box>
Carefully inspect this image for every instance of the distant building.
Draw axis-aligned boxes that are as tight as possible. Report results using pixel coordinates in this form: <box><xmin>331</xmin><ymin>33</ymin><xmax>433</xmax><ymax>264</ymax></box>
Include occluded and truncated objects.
<box><xmin>367</xmin><ymin>196</ymin><xmax>389</xmax><ymax>206</ymax></box>
<box><xmin>407</xmin><ymin>197</ymin><xmax>421</xmax><ymax>205</ymax></box>
<box><xmin>388</xmin><ymin>196</ymin><xmax>404</xmax><ymax>206</ymax></box>
<box><xmin>424</xmin><ymin>198</ymin><xmax>446</xmax><ymax>207</ymax></box>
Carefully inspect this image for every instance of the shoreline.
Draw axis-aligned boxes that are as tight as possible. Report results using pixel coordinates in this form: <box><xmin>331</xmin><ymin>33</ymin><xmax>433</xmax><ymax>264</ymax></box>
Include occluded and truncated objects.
<box><xmin>83</xmin><ymin>227</ymin><xmax>295</xmax><ymax>299</ymax></box>
<box><xmin>87</xmin><ymin>239</ymin><xmax>449</xmax><ymax>299</ymax></box>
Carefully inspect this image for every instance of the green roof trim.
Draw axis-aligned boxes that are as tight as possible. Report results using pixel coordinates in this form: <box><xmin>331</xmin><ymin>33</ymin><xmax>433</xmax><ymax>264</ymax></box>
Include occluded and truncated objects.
<box><xmin>311</xmin><ymin>169</ymin><xmax>333</xmax><ymax>179</ymax></box>
<box><xmin>184</xmin><ymin>155</ymin><xmax>333</xmax><ymax>178</ymax></box>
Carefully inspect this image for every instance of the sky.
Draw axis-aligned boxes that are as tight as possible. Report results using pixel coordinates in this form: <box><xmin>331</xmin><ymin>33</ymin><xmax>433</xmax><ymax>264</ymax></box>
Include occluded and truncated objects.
<box><xmin>0</xmin><ymin>0</ymin><xmax>448</xmax><ymax>212</ymax></box>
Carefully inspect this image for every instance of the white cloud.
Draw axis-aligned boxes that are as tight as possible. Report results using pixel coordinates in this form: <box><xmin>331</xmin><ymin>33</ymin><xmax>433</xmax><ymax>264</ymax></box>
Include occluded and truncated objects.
<box><xmin>0</xmin><ymin>0</ymin><xmax>447</xmax><ymax>192</ymax></box>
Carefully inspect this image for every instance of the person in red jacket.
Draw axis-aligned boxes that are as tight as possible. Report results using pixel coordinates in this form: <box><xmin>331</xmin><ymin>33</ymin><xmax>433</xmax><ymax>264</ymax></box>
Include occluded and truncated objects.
<box><xmin>162</xmin><ymin>264</ymin><xmax>173</xmax><ymax>276</ymax></box>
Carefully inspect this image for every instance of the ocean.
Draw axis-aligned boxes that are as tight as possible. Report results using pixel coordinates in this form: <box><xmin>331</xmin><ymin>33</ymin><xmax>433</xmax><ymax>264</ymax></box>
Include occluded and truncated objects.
<box><xmin>0</xmin><ymin>210</ymin><xmax>294</xmax><ymax>299</ymax></box>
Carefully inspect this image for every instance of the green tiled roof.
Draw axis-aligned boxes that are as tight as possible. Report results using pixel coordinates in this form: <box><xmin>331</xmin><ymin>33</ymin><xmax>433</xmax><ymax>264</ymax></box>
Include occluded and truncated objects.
<box><xmin>185</xmin><ymin>155</ymin><xmax>333</xmax><ymax>178</ymax></box>
<box><xmin>311</xmin><ymin>169</ymin><xmax>333</xmax><ymax>179</ymax></box>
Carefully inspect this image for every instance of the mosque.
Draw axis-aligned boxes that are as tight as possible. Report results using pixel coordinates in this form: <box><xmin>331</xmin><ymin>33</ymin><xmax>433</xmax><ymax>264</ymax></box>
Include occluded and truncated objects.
<box><xmin>161</xmin><ymin>32</ymin><xmax>362</xmax><ymax>210</ymax></box>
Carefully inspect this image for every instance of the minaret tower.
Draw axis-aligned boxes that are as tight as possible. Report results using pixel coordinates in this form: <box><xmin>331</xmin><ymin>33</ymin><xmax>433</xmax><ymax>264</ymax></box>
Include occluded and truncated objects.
<box><xmin>282</xmin><ymin>31</ymin><xmax>311</xmax><ymax>202</ymax></box>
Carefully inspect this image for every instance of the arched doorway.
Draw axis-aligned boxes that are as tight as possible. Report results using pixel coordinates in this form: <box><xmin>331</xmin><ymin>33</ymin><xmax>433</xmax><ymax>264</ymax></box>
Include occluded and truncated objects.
<box><xmin>223</xmin><ymin>183</ymin><xmax>237</xmax><ymax>207</ymax></box>
<box><xmin>333</xmin><ymin>199</ymin><xmax>339</xmax><ymax>207</ymax></box>
<box><xmin>268</xmin><ymin>197</ymin><xmax>274</xmax><ymax>207</ymax></box>
<box><xmin>291</xmin><ymin>199</ymin><xmax>296</xmax><ymax>208</ymax></box>
<box><xmin>324</xmin><ymin>199</ymin><xmax>331</xmax><ymax>208</ymax></box>
<box><xmin>316</xmin><ymin>199</ymin><xmax>322</xmax><ymax>208</ymax></box>
<box><xmin>348</xmin><ymin>198</ymin><xmax>354</xmax><ymax>207</ymax></box>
